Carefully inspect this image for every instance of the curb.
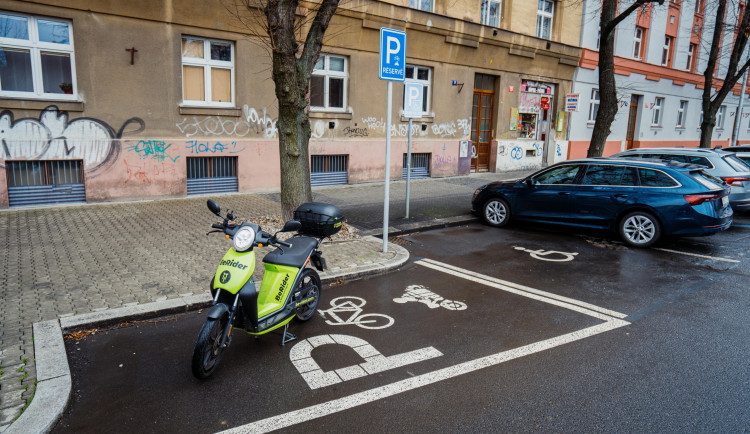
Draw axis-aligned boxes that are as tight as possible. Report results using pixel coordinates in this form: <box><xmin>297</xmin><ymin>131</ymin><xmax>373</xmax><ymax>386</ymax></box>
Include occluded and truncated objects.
<box><xmin>5</xmin><ymin>240</ymin><xmax>410</xmax><ymax>434</ymax></box>
<box><xmin>358</xmin><ymin>214</ymin><xmax>479</xmax><ymax>237</ymax></box>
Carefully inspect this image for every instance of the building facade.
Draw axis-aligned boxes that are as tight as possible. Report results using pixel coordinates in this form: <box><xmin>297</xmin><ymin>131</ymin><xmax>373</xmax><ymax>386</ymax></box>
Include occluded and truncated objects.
<box><xmin>0</xmin><ymin>0</ymin><xmax>582</xmax><ymax>208</ymax></box>
<box><xmin>568</xmin><ymin>0</ymin><xmax>750</xmax><ymax>158</ymax></box>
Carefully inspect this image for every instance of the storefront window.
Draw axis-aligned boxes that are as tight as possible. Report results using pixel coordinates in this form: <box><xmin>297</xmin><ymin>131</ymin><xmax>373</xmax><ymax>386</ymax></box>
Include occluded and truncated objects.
<box><xmin>519</xmin><ymin>113</ymin><xmax>538</xmax><ymax>139</ymax></box>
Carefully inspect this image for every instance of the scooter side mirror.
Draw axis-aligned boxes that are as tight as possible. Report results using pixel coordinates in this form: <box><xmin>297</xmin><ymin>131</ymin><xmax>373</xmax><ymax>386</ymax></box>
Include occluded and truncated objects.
<box><xmin>281</xmin><ymin>220</ymin><xmax>302</xmax><ymax>233</ymax></box>
<box><xmin>207</xmin><ymin>200</ymin><xmax>221</xmax><ymax>216</ymax></box>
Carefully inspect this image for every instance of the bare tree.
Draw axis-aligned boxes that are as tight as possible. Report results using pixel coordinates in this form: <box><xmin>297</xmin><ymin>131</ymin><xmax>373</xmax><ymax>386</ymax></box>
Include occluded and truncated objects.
<box><xmin>231</xmin><ymin>0</ymin><xmax>340</xmax><ymax>219</ymax></box>
<box><xmin>588</xmin><ymin>0</ymin><xmax>664</xmax><ymax>157</ymax></box>
<box><xmin>699</xmin><ymin>0</ymin><xmax>750</xmax><ymax>148</ymax></box>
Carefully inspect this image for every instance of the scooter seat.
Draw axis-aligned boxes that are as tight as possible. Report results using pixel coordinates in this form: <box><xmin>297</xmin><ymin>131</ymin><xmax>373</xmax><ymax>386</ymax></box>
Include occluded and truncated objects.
<box><xmin>263</xmin><ymin>236</ymin><xmax>318</xmax><ymax>268</ymax></box>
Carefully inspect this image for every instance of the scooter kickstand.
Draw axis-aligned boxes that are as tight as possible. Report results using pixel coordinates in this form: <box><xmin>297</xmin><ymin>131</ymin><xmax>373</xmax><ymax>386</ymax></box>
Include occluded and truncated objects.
<box><xmin>281</xmin><ymin>324</ymin><xmax>296</xmax><ymax>346</ymax></box>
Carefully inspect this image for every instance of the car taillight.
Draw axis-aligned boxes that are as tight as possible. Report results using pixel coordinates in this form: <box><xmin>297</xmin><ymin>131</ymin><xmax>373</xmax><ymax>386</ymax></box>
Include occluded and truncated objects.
<box><xmin>721</xmin><ymin>177</ymin><xmax>750</xmax><ymax>187</ymax></box>
<box><xmin>683</xmin><ymin>193</ymin><xmax>722</xmax><ymax>206</ymax></box>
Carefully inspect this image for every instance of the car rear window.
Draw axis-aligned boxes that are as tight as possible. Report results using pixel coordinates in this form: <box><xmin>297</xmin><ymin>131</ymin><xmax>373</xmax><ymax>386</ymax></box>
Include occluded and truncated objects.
<box><xmin>723</xmin><ymin>154</ymin><xmax>750</xmax><ymax>171</ymax></box>
<box><xmin>638</xmin><ymin>168</ymin><xmax>679</xmax><ymax>187</ymax></box>
<box><xmin>690</xmin><ymin>171</ymin><xmax>724</xmax><ymax>190</ymax></box>
<box><xmin>582</xmin><ymin>164</ymin><xmax>637</xmax><ymax>186</ymax></box>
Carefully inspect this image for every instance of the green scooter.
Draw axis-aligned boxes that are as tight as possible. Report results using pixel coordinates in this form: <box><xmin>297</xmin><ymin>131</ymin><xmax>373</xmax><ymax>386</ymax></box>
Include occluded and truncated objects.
<box><xmin>191</xmin><ymin>199</ymin><xmax>343</xmax><ymax>379</ymax></box>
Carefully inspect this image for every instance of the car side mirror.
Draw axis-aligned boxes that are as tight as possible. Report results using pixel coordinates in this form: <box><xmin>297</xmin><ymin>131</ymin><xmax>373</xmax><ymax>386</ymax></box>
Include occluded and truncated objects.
<box><xmin>207</xmin><ymin>200</ymin><xmax>221</xmax><ymax>216</ymax></box>
<box><xmin>281</xmin><ymin>220</ymin><xmax>302</xmax><ymax>232</ymax></box>
<box><xmin>525</xmin><ymin>178</ymin><xmax>535</xmax><ymax>187</ymax></box>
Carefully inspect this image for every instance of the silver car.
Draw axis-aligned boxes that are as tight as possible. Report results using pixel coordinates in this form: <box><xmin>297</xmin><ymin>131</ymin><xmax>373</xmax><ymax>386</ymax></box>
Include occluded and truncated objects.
<box><xmin>611</xmin><ymin>147</ymin><xmax>750</xmax><ymax>211</ymax></box>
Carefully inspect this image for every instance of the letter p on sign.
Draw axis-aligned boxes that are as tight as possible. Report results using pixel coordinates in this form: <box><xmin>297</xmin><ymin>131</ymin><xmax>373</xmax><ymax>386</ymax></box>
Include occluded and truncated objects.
<box><xmin>403</xmin><ymin>82</ymin><xmax>424</xmax><ymax>118</ymax></box>
<box><xmin>386</xmin><ymin>37</ymin><xmax>401</xmax><ymax>64</ymax></box>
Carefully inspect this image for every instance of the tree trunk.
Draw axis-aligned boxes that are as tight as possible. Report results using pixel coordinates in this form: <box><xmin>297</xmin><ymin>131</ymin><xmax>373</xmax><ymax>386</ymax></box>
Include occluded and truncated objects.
<box><xmin>588</xmin><ymin>1</ymin><xmax>618</xmax><ymax>157</ymax></box>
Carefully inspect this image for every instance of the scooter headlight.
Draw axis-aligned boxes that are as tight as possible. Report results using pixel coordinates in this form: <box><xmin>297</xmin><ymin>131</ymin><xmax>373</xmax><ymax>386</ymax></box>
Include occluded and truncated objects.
<box><xmin>233</xmin><ymin>226</ymin><xmax>256</xmax><ymax>252</ymax></box>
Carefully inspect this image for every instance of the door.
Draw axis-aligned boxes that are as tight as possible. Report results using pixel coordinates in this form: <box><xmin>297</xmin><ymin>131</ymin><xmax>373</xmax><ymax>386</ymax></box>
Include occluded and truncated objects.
<box><xmin>471</xmin><ymin>74</ymin><xmax>496</xmax><ymax>172</ymax></box>
<box><xmin>569</xmin><ymin>164</ymin><xmax>638</xmax><ymax>228</ymax></box>
<box><xmin>626</xmin><ymin>95</ymin><xmax>640</xmax><ymax>150</ymax></box>
<box><xmin>513</xmin><ymin>163</ymin><xmax>583</xmax><ymax>222</ymax></box>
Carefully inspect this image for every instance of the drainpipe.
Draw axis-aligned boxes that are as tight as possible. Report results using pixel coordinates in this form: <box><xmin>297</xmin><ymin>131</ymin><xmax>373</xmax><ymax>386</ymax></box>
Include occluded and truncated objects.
<box><xmin>731</xmin><ymin>68</ymin><xmax>749</xmax><ymax>148</ymax></box>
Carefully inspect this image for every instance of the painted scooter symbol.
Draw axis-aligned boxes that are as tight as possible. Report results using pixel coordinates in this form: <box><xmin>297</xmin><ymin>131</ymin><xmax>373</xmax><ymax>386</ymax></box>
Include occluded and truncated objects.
<box><xmin>513</xmin><ymin>246</ymin><xmax>578</xmax><ymax>262</ymax></box>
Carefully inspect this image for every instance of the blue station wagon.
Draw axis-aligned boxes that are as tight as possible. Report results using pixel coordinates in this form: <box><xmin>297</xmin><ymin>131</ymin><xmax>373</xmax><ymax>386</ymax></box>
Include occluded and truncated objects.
<box><xmin>471</xmin><ymin>159</ymin><xmax>733</xmax><ymax>247</ymax></box>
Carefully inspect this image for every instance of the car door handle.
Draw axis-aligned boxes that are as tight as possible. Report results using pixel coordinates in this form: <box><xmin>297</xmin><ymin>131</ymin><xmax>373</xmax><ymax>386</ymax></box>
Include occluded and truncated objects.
<box><xmin>614</xmin><ymin>194</ymin><xmax>629</xmax><ymax>198</ymax></box>
<box><xmin>557</xmin><ymin>192</ymin><xmax>571</xmax><ymax>196</ymax></box>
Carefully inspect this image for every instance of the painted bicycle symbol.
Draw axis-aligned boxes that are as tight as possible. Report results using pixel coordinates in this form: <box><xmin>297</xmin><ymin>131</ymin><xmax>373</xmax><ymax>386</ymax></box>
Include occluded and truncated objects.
<box><xmin>513</xmin><ymin>246</ymin><xmax>578</xmax><ymax>262</ymax></box>
<box><xmin>318</xmin><ymin>296</ymin><xmax>395</xmax><ymax>329</ymax></box>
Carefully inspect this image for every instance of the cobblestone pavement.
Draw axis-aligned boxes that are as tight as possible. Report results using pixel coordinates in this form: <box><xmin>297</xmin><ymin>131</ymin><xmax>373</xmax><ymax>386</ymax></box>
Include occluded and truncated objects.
<box><xmin>0</xmin><ymin>170</ymin><xmax>532</xmax><ymax>431</ymax></box>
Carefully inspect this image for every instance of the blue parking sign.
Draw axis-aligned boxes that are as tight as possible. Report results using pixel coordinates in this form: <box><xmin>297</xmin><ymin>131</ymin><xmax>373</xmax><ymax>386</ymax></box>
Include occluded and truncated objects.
<box><xmin>379</xmin><ymin>28</ymin><xmax>406</xmax><ymax>81</ymax></box>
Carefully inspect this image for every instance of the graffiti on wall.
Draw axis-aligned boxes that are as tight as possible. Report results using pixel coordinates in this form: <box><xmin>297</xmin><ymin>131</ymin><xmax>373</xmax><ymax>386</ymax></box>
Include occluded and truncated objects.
<box><xmin>125</xmin><ymin>140</ymin><xmax>179</xmax><ymax>162</ymax></box>
<box><xmin>123</xmin><ymin>159</ymin><xmax>177</xmax><ymax>187</ymax></box>
<box><xmin>0</xmin><ymin>106</ymin><xmax>145</xmax><ymax>173</ymax></box>
<box><xmin>185</xmin><ymin>140</ymin><xmax>246</xmax><ymax>154</ymax></box>
<box><xmin>176</xmin><ymin>104</ymin><xmax>278</xmax><ymax>138</ymax></box>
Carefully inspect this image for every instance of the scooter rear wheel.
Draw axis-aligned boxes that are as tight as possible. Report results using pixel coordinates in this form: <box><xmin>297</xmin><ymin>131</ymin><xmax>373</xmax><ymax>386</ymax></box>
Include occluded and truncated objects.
<box><xmin>295</xmin><ymin>269</ymin><xmax>322</xmax><ymax>322</ymax></box>
<box><xmin>191</xmin><ymin>315</ymin><xmax>229</xmax><ymax>379</ymax></box>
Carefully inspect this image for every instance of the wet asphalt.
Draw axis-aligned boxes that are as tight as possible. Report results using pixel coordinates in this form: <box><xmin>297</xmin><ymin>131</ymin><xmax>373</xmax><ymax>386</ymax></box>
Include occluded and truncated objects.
<box><xmin>52</xmin><ymin>215</ymin><xmax>750</xmax><ymax>433</ymax></box>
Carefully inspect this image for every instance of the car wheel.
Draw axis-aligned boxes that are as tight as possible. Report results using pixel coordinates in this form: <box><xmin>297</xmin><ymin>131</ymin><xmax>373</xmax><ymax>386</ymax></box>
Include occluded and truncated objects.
<box><xmin>483</xmin><ymin>198</ymin><xmax>510</xmax><ymax>227</ymax></box>
<box><xmin>619</xmin><ymin>211</ymin><xmax>661</xmax><ymax>248</ymax></box>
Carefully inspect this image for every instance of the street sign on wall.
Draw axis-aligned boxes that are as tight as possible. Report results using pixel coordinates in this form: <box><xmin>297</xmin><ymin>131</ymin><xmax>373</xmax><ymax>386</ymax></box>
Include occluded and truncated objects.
<box><xmin>403</xmin><ymin>82</ymin><xmax>424</xmax><ymax>118</ymax></box>
<box><xmin>565</xmin><ymin>94</ymin><xmax>579</xmax><ymax>112</ymax></box>
<box><xmin>379</xmin><ymin>28</ymin><xmax>406</xmax><ymax>81</ymax></box>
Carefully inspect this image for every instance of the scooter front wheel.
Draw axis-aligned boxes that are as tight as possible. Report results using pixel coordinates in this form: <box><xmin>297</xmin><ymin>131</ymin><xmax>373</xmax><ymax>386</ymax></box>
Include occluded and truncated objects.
<box><xmin>295</xmin><ymin>268</ymin><xmax>322</xmax><ymax>322</ymax></box>
<box><xmin>191</xmin><ymin>315</ymin><xmax>229</xmax><ymax>379</ymax></box>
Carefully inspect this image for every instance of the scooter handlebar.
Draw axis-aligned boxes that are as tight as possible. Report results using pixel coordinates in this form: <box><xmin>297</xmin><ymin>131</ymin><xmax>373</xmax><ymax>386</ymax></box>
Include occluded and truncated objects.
<box><xmin>211</xmin><ymin>223</ymin><xmax>223</xmax><ymax>229</ymax></box>
<box><xmin>276</xmin><ymin>239</ymin><xmax>292</xmax><ymax>248</ymax></box>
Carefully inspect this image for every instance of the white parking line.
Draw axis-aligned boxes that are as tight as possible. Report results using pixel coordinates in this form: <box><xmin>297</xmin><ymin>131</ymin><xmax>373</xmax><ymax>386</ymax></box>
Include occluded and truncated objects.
<box><xmin>220</xmin><ymin>261</ymin><xmax>630</xmax><ymax>433</ymax></box>
<box><xmin>652</xmin><ymin>248</ymin><xmax>740</xmax><ymax>264</ymax></box>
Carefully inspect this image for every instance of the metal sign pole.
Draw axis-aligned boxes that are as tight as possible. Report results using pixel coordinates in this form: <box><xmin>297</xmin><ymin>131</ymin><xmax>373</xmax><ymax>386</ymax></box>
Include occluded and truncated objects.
<box><xmin>406</xmin><ymin>118</ymin><xmax>413</xmax><ymax>219</ymax></box>
<box><xmin>383</xmin><ymin>80</ymin><xmax>392</xmax><ymax>253</ymax></box>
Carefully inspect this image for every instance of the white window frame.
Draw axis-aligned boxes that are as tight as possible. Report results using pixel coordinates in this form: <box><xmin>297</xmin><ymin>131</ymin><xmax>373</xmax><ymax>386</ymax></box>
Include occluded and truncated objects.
<box><xmin>633</xmin><ymin>27</ymin><xmax>644</xmax><ymax>59</ymax></box>
<box><xmin>587</xmin><ymin>88</ymin><xmax>600</xmax><ymax>123</ymax></box>
<box><xmin>717</xmin><ymin>105</ymin><xmax>726</xmax><ymax>129</ymax></box>
<box><xmin>409</xmin><ymin>0</ymin><xmax>433</xmax><ymax>12</ymax></box>
<box><xmin>0</xmin><ymin>11</ymin><xmax>77</xmax><ymax>100</ymax></box>
<box><xmin>536</xmin><ymin>0</ymin><xmax>554</xmax><ymax>40</ymax></box>
<box><xmin>181</xmin><ymin>36</ymin><xmax>235</xmax><ymax>107</ymax></box>
<box><xmin>480</xmin><ymin>0</ymin><xmax>502</xmax><ymax>27</ymax></box>
<box><xmin>652</xmin><ymin>97</ymin><xmax>664</xmax><ymax>126</ymax></box>
<box><xmin>661</xmin><ymin>36</ymin><xmax>672</xmax><ymax>66</ymax></box>
<box><xmin>677</xmin><ymin>100</ymin><xmax>688</xmax><ymax>128</ymax></box>
<box><xmin>403</xmin><ymin>64</ymin><xmax>432</xmax><ymax>116</ymax></box>
<box><xmin>310</xmin><ymin>54</ymin><xmax>348</xmax><ymax>113</ymax></box>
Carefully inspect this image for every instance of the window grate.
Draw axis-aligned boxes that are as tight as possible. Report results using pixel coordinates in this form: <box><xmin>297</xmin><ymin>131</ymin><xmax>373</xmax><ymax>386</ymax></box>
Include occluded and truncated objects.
<box><xmin>311</xmin><ymin>155</ymin><xmax>348</xmax><ymax>187</ymax></box>
<box><xmin>402</xmin><ymin>153</ymin><xmax>431</xmax><ymax>179</ymax></box>
<box><xmin>186</xmin><ymin>156</ymin><xmax>238</xmax><ymax>195</ymax></box>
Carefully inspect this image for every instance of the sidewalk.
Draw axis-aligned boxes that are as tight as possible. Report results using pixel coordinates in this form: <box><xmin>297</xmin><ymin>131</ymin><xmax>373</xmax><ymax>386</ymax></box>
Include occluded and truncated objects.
<box><xmin>0</xmin><ymin>169</ymin><xmax>533</xmax><ymax>433</ymax></box>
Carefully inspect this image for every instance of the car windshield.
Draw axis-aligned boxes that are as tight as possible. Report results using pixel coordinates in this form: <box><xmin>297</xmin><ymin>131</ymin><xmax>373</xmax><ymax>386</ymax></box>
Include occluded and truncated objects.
<box><xmin>723</xmin><ymin>154</ymin><xmax>750</xmax><ymax>171</ymax></box>
<box><xmin>690</xmin><ymin>170</ymin><xmax>724</xmax><ymax>190</ymax></box>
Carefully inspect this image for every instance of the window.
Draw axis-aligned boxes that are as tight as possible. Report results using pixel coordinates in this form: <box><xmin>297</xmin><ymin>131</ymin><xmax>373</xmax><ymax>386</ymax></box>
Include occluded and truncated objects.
<box><xmin>310</xmin><ymin>54</ymin><xmax>348</xmax><ymax>112</ymax></box>
<box><xmin>717</xmin><ymin>105</ymin><xmax>726</xmax><ymax>129</ymax></box>
<box><xmin>694</xmin><ymin>0</ymin><xmax>703</xmax><ymax>14</ymax></box>
<box><xmin>534</xmin><ymin>165</ymin><xmax>581</xmax><ymax>185</ymax></box>
<box><xmin>677</xmin><ymin>100</ymin><xmax>688</xmax><ymax>128</ymax></box>
<box><xmin>652</xmin><ymin>97</ymin><xmax>664</xmax><ymax>126</ymax></box>
<box><xmin>596</xmin><ymin>27</ymin><xmax>601</xmax><ymax>50</ymax></box>
<box><xmin>686</xmin><ymin>43</ymin><xmax>696</xmax><ymax>71</ymax></box>
<box><xmin>403</xmin><ymin>64</ymin><xmax>431</xmax><ymax>115</ymax></box>
<box><xmin>409</xmin><ymin>0</ymin><xmax>433</xmax><ymax>12</ymax></box>
<box><xmin>536</xmin><ymin>0</ymin><xmax>554</xmax><ymax>40</ymax></box>
<box><xmin>587</xmin><ymin>89</ymin><xmax>600</xmax><ymax>122</ymax></box>
<box><xmin>633</xmin><ymin>27</ymin><xmax>645</xmax><ymax>59</ymax></box>
<box><xmin>639</xmin><ymin>168</ymin><xmax>679</xmax><ymax>187</ymax></box>
<box><xmin>582</xmin><ymin>165</ymin><xmax>637</xmax><ymax>186</ymax></box>
<box><xmin>182</xmin><ymin>36</ymin><xmax>234</xmax><ymax>106</ymax></box>
<box><xmin>661</xmin><ymin>36</ymin><xmax>672</xmax><ymax>67</ymax></box>
<box><xmin>481</xmin><ymin>0</ymin><xmax>502</xmax><ymax>27</ymax></box>
<box><xmin>0</xmin><ymin>12</ymin><xmax>76</xmax><ymax>99</ymax></box>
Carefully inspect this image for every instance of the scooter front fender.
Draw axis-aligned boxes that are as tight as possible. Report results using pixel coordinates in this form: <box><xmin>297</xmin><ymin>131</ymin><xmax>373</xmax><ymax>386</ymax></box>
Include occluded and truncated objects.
<box><xmin>206</xmin><ymin>303</ymin><xmax>229</xmax><ymax>320</ymax></box>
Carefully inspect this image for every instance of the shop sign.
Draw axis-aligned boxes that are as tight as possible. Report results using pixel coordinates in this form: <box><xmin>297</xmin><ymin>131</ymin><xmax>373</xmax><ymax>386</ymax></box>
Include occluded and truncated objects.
<box><xmin>565</xmin><ymin>94</ymin><xmax>579</xmax><ymax>112</ymax></box>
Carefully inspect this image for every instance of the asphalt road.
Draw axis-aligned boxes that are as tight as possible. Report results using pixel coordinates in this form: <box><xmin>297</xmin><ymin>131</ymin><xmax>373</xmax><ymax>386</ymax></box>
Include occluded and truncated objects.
<box><xmin>53</xmin><ymin>215</ymin><xmax>750</xmax><ymax>433</ymax></box>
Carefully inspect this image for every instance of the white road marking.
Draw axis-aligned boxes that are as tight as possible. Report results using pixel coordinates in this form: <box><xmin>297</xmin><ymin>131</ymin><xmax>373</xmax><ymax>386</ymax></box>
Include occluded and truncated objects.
<box><xmin>220</xmin><ymin>321</ymin><xmax>628</xmax><ymax>434</ymax></box>
<box><xmin>289</xmin><ymin>334</ymin><xmax>443</xmax><ymax>389</ymax></box>
<box><xmin>417</xmin><ymin>258</ymin><xmax>628</xmax><ymax>320</ymax></box>
<box><xmin>652</xmin><ymin>248</ymin><xmax>739</xmax><ymax>264</ymax></box>
<box><xmin>219</xmin><ymin>260</ymin><xmax>630</xmax><ymax>433</ymax></box>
